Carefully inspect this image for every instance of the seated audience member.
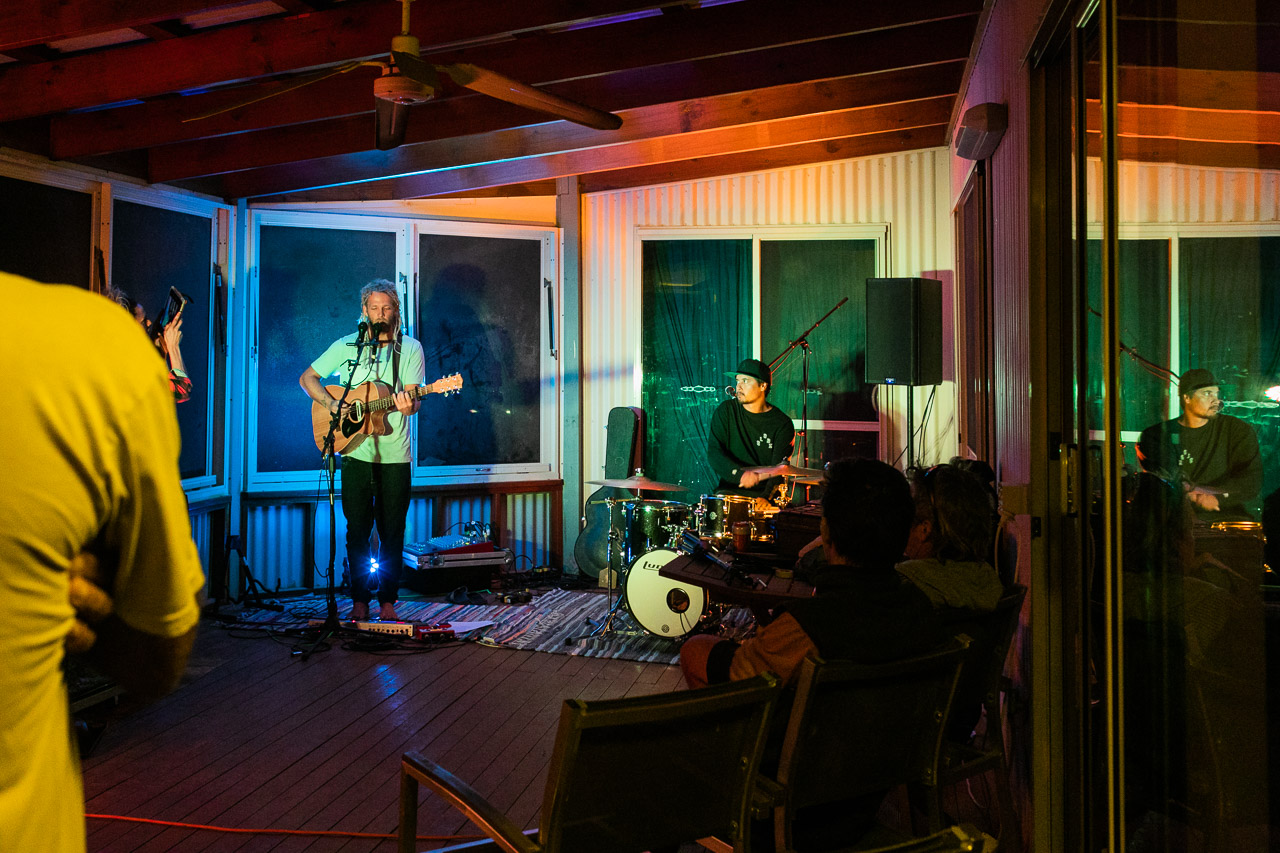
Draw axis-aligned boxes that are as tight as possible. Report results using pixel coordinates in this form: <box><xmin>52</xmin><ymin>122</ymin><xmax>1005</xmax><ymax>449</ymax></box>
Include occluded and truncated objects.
<box><xmin>896</xmin><ymin>464</ymin><xmax>1004</xmax><ymax>613</ymax></box>
<box><xmin>1</xmin><ymin>272</ymin><xmax>205</xmax><ymax>853</ymax></box>
<box><xmin>681</xmin><ymin>458</ymin><xmax>944</xmax><ymax>689</ymax></box>
<box><xmin>680</xmin><ymin>459</ymin><xmax>946</xmax><ymax>849</ymax></box>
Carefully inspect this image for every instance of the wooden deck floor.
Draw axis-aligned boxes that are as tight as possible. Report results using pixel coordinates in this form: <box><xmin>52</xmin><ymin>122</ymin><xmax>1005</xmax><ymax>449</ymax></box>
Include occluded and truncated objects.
<box><xmin>80</xmin><ymin>614</ymin><xmax>686</xmax><ymax>852</ymax></box>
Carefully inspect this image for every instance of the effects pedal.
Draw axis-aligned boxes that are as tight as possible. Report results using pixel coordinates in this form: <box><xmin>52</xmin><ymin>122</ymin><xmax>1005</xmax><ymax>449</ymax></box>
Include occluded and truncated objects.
<box><xmin>414</xmin><ymin>624</ymin><xmax>457</xmax><ymax>641</ymax></box>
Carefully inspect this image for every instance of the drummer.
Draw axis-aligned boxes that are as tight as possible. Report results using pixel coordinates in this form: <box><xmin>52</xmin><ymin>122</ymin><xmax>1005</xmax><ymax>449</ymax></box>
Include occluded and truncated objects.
<box><xmin>708</xmin><ymin>358</ymin><xmax>796</xmax><ymax>502</ymax></box>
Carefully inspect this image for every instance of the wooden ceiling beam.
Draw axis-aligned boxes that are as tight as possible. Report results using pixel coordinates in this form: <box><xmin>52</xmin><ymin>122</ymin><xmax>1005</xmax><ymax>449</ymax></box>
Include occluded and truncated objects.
<box><xmin>230</xmin><ymin>96</ymin><xmax>954</xmax><ymax>200</ymax></box>
<box><xmin>145</xmin><ymin>23</ymin><xmax>973</xmax><ymax>186</ymax></box>
<box><xmin>575</xmin><ymin>127</ymin><xmax>949</xmax><ymax>193</ymax></box>
<box><xmin>1084</xmin><ymin>101</ymin><xmax>1280</xmax><ymax>145</ymax></box>
<box><xmin>181</xmin><ymin>79</ymin><xmax>953</xmax><ymax>190</ymax></box>
<box><xmin>48</xmin><ymin>0</ymin><xmax>977</xmax><ymax>157</ymax></box>
<box><xmin>0</xmin><ymin>0</ymin><xmax>232</xmax><ymax>52</ymax></box>
<box><xmin>1084</xmin><ymin>134</ymin><xmax>1280</xmax><ymax>171</ymax></box>
<box><xmin>0</xmin><ymin>0</ymin><xmax>701</xmax><ymax>120</ymax></box>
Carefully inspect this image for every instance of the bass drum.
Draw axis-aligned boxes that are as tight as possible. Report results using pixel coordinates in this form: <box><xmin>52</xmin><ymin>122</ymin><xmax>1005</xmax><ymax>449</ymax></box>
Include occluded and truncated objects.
<box><xmin>625</xmin><ymin>549</ymin><xmax>706</xmax><ymax>638</ymax></box>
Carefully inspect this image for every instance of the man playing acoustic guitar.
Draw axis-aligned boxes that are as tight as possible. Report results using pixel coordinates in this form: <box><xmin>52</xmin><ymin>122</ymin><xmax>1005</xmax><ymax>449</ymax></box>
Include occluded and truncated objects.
<box><xmin>300</xmin><ymin>279</ymin><xmax>425</xmax><ymax>622</ymax></box>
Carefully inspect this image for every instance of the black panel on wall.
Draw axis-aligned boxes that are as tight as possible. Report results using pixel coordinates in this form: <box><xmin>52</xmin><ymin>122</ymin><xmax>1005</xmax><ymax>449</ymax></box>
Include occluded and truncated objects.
<box><xmin>0</xmin><ymin>175</ymin><xmax>92</xmax><ymax>288</ymax></box>
<box><xmin>416</xmin><ymin>233</ymin><xmax>542</xmax><ymax>466</ymax></box>
<box><xmin>256</xmin><ymin>225</ymin><xmax>398</xmax><ymax>475</ymax></box>
<box><xmin>112</xmin><ymin>199</ymin><xmax>213</xmax><ymax>479</ymax></box>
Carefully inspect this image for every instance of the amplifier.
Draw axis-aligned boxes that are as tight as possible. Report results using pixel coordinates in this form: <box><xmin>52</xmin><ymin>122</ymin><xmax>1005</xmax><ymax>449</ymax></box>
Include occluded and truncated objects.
<box><xmin>773</xmin><ymin>503</ymin><xmax>823</xmax><ymax>565</ymax></box>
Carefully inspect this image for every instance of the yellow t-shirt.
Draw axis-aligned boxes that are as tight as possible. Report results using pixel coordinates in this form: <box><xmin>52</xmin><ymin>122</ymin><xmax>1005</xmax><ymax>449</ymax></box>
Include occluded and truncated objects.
<box><xmin>0</xmin><ymin>273</ymin><xmax>206</xmax><ymax>853</ymax></box>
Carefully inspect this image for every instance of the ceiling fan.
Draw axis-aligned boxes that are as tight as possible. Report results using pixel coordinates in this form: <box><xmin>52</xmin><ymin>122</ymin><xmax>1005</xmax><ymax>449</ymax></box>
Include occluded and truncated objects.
<box><xmin>187</xmin><ymin>0</ymin><xmax>622</xmax><ymax>150</ymax></box>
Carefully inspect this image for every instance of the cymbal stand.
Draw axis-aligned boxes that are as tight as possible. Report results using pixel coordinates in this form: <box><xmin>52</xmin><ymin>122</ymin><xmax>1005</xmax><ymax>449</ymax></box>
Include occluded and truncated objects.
<box><xmin>566</xmin><ymin>497</ymin><xmax>646</xmax><ymax>643</ymax></box>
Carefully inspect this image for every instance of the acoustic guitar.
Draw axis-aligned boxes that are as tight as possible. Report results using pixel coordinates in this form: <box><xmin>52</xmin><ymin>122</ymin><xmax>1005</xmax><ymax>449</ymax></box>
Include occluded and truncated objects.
<box><xmin>312</xmin><ymin>373</ymin><xmax>463</xmax><ymax>454</ymax></box>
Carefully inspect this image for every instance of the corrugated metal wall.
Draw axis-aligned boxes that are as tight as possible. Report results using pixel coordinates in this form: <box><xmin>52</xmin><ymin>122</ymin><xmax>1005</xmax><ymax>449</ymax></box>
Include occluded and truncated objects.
<box><xmin>580</xmin><ymin>149</ymin><xmax>958</xmax><ymax>482</ymax></box>
<box><xmin>242</xmin><ymin>491</ymin><xmax>552</xmax><ymax>592</ymax></box>
<box><xmin>246</xmin><ymin>503</ymin><xmax>311</xmax><ymax>592</ymax></box>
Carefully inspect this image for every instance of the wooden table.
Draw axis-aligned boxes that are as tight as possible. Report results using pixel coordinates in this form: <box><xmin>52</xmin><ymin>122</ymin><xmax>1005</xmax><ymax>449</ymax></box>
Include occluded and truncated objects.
<box><xmin>657</xmin><ymin>552</ymin><xmax>814</xmax><ymax>623</ymax></box>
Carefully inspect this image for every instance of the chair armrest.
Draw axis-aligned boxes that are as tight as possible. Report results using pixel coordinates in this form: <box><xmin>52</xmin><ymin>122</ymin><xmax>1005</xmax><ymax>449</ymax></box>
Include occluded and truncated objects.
<box><xmin>750</xmin><ymin>773</ymin><xmax>785</xmax><ymax>819</ymax></box>
<box><xmin>402</xmin><ymin>751</ymin><xmax>539</xmax><ymax>853</ymax></box>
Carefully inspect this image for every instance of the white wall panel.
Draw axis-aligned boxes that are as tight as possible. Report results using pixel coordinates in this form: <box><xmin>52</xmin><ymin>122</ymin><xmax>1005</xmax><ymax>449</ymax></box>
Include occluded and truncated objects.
<box><xmin>581</xmin><ymin>148</ymin><xmax>958</xmax><ymax>481</ymax></box>
<box><xmin>1087</xmin><ymin>159</ymin><xmax>1280</xmax><ymax>225</ymax></box>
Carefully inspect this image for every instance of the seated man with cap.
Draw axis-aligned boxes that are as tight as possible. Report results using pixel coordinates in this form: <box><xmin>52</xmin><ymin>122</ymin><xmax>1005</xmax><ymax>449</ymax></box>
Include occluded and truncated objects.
<box><xmin>707</xmin><ymin>357</ymin><xmax>796</xmax><ymax>499</ymax></box>
<box><xmin>1137</xmin><ymin>367</ymin><xmax>1262</xmax><ymax>520</ymax></box>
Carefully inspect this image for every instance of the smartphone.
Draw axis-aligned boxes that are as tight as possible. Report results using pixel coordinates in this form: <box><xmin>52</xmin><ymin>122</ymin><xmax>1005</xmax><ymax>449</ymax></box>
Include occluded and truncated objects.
<box><xmin>151</xmin><ymin>287</ymin><xmax>194</xmax><ymax>333</ymax></box>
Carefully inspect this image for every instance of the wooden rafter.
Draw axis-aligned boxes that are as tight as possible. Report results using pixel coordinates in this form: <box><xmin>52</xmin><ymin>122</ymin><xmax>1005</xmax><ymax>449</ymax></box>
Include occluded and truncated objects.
<box><xmin>227</xmin><ymin>95</ymin><xmax>955</xmax><ymax>199</ymax></box>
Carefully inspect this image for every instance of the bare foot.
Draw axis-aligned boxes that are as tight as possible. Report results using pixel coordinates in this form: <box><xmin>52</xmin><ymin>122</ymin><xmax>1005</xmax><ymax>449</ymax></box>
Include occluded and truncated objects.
<box><xmin>379</xmin><ymin>602</ymin><xmax>398</xmax><ymax>621</ymax></box>
<box><xmin>351</xmin><ymin>601</ymin><xmax>369</xmax><ymax>621</ymax></box>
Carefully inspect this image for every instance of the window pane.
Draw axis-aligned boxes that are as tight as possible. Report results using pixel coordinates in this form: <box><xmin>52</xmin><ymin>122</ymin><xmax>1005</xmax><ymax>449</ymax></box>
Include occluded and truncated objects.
<box><xmin>256</xmin><ymin>225</ymin><xmax>397</xmax><ymax>475</ymax></box>
<box><xmin>112</xmin><ymin>199</ymin><xmax>213</xmax><ymax>480</ymax></box>
<box><xmin>415</xmin><ymin>233</ymin><xmax>542</xmax><ymax>466</ymax></box>
<box><xmin>641</xmin><ymin>239</ymin><xmax>752</xmax><ymax>496</ymax></box>
<box><xmin>760</xmin><ymin>240</ymin><xmax>879</xmax><ymax>428</ymax></box>
<box><xmin>0</xmin><ymin>175</ymin><xmax>92</xmax><ymax>288</ymax></box>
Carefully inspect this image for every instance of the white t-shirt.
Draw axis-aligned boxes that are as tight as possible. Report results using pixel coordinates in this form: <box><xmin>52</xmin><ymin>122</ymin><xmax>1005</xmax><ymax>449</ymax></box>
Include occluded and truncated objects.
<box><xmin>310</xmin><ymin>333</ymin><xmax>426</xmax><ymax>464</ymax></box>
<box><xmin>0</xmin><ymin>273</ymin><xmax>206</xmax><ymax>853</ymax></box>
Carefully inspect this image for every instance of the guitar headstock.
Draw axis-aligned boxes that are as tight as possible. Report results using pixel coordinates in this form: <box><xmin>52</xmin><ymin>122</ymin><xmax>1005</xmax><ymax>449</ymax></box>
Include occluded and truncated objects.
<box><xmin>430</xmin><ymin>373</ymin><xmax>464</xmax><ymax>397</ymax></box>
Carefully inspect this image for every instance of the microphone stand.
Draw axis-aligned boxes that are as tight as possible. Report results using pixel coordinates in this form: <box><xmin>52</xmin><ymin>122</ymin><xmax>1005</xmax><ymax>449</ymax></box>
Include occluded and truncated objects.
<box><xmin>296</xmin><ymin>326</ymin><xmax>374</xmax><ymax>659</ymax></box>
<box><xmin>768</xmin><ymin>297</ymin><xmax>848</xmax><ymax>474</ymax></box>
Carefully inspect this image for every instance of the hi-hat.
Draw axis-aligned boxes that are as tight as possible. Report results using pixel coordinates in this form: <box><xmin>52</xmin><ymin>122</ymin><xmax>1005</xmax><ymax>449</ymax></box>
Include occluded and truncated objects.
<box><xmin>587</xmin><ymin>475</ymin><xmax>687</xmax><ymax>491</ymax></box>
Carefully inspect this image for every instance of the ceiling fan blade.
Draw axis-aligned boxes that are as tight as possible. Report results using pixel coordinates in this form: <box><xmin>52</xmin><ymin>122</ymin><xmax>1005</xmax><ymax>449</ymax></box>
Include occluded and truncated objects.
<box><xmin>390</xmin><ymin>50</ymin><xmax>441</xmax><ymax>91</ymax></box>
<box><xmin>439</xmin><ymin>62</ymin><xmax>622</xmax><ymax>131</ymax></box>
<box><xmin>375</xmin><ymin>98</ymin><xmax>409</xmax><ymax>150</ymax></box>
<box><xmin>184</xmin><ymin>62</ymin><xmax>363</xmax><ymax>123</ymax></box>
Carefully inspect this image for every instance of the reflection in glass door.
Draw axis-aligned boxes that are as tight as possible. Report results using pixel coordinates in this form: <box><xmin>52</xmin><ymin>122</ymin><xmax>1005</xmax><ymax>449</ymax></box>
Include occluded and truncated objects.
<box><xmin>1076</xmin><ymin>1</ymin><xmax>1277</xmax><ymax>849</ymax></box>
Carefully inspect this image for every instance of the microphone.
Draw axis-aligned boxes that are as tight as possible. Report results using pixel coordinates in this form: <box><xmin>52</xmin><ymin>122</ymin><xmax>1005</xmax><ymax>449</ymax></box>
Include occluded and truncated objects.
<box><xmin>726</xmin><ymin>385</ymin><xmax>736</xmax><ymax>397</ymax></box>
<box><xmin>370</xmin><ymin>321</ymin><xmax>386</xmax><ymax>338</ymax></box>
<box><xmin>357</xmin><ymin>321</ymin><xmax>369</xmax><ymax>341</ymax></box>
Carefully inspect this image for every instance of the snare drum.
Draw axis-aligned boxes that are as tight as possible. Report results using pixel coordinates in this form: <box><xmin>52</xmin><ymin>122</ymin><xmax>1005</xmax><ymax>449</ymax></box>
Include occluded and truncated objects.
<box><xmin>624</xmin><ymin>549</ymin><xmax>706</xmax><ymax>638</ymax></box>
<box><xmin>616</xmin><ymin>500</ymin><xmax>691</xmax><ymax>561</ymax></box>
<box><xmin>697</xmin><ymin>495</ymin><xmax>754</xmax><ymax>539</ymax></box>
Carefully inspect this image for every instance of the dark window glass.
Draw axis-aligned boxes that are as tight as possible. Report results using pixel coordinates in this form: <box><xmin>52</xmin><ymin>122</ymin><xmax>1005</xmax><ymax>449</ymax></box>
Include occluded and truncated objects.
<box><xmin>0</xmin><ymin>175</ymin><xmax>92</xmax><ymax>288</ymax></box>
<box><xmin>415</xmin><ymin>233</ymin><xmax>543</xmax><ymax>466</ymax></box>
<box><xmin>112</xmin><ymin>199</ymin><xmax>213</xmax><ymax>480</ymax></box>
<box><xmin>256</xmin><ymin>225</ymin><xmax>397</xmax><ymax>474</ymax></box>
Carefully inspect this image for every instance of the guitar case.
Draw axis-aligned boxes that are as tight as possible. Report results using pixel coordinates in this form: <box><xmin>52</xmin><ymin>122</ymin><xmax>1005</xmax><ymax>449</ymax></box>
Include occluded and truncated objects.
<box><xmin>573</xmin><ymin>406</ymin><xmax>644</xmax><ymax>578</ymax></box>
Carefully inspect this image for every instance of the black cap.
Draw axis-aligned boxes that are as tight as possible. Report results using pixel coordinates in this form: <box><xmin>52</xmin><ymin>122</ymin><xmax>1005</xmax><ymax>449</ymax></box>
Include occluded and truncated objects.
<box><xmin>726</xmin><ymin>358</ymin><xmax>771</xmax><ymax>386</ymax></box>
<box><xmin>1178</xmin><ymin>367</ymin><xmax>1218</xmax><ymax>400</ymax></box>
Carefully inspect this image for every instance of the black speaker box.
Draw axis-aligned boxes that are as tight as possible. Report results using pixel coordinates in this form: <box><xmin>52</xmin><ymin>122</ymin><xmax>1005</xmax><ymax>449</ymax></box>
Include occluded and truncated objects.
<box><xmin>864</xmin><ymin>277</ymin><xmax>943</xmax><ymax>386</ymax></box>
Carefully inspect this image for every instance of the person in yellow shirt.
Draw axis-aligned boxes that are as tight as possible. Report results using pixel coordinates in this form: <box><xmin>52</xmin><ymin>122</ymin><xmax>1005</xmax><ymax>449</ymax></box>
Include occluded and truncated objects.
<box><xmin>0</xmin><ymin>272</ymin><xmax>206</xmax><ymax>853</ymax></box>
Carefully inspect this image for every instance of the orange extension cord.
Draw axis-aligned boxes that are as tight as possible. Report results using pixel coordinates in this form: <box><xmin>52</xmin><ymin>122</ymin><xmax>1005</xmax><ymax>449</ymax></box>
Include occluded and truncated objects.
<box><xmin>86</xmin><ymin>813</ymin><xmax>484</xmax><ymax>844</ymax></box>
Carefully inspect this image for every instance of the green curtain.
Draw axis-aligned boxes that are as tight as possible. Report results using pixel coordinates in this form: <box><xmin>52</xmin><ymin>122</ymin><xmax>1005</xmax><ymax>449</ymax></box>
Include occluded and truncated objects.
<box><xmin>641</xmin><ymin>240</ymin><xmax>752</xmax><ymax>497</ymax></box>
<box><xmin>1180</xmin><ymin>236</ymin><xmax>1280</xmax><ymax>507</ymax></box>
<box><xmin>1085</xmin><ymin>239</ymin><xmax>1171</xmax><ymax>433</ymax></box>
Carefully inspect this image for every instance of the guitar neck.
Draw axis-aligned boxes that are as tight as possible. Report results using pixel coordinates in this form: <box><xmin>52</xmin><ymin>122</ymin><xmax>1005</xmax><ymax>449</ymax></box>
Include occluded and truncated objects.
<box><xmin>366</xmin><ymin>379</ymin><xmax>444</xmax><ymax>413</ymax></box>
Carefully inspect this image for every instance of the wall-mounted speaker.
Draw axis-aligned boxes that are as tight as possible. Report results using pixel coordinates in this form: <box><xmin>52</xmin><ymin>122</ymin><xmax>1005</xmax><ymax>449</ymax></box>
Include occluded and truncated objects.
<box><xmin>865</xmin><ymin>277</ymin><xmax>943</xmax><ymax>386</ymax></box>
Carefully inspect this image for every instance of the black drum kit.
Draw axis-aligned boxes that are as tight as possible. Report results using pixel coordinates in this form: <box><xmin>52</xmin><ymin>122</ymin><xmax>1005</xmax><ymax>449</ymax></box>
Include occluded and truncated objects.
<box><xmin>575</xmin><ymin>465</ymin><xmax>822</xmax><ymax>641</ymax></box>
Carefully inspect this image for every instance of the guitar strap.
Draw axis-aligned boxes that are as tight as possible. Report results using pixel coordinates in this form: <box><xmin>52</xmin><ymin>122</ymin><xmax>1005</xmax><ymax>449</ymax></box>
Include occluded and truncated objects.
<box><xmin>392</xmin><ymin>330</ymin><xmax>402</xmax><ymax>392</ymax></box>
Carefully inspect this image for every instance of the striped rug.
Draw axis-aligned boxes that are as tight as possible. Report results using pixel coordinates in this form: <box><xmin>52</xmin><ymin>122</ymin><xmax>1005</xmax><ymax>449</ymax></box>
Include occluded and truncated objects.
<box><xmin>231</xmin><ymin>588</ymin><xmax>755</xmax><ymax>664</ymax></box>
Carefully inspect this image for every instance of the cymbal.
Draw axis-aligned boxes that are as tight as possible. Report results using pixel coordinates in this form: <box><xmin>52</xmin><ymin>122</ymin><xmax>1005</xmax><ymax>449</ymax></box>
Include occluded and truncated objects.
<box><xmin>743</xmin><ymin>463</ymin><xmax>825</xmax><ymax>479</ymax></box>
<box><xmin>586</xmin><ymin>475</ymin><xmax>688</xmax><ymax>491</ymax></box>
<box><xmin>792</xmin><ymin>476</ymin><xmax>824</xmax><ymax>485</ymax></box>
